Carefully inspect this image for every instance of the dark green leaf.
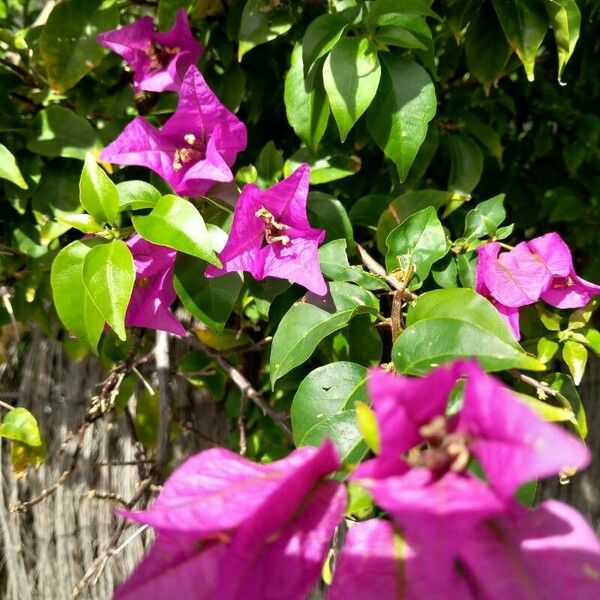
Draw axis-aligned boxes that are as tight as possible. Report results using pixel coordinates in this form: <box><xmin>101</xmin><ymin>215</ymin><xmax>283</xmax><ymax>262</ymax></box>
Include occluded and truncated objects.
<box><xmin>270</xmin><ymin>282</ymin><xmax>379</xmax><ymax>387</ymax></box>
<box><xmin>366</xmin><ymin>0</ymin><xmax>440</xmax><ymax>28</ymax></box>
<box><xmin>367</xmin><ymin>55</ymin><xmax>436</xmax><ymax>182</ymax></box>
<box><xmin>40</xmin><ymin>0</ymin><xmax>119</xmax><ymax>91</ymax></box>
<box><xmin>448</xmin><ymin>134</ymin><xmax>484</xmax><ymax>195</ymax></box>
<box><xmin>464</xmin><ymin>194</ymin><xmax>507</xmax><ymax>240</ymax></box>
<box><xmin>0</xmin><ymin>143</ymin><xmax>27</xmax><ymax>188</ymax></box>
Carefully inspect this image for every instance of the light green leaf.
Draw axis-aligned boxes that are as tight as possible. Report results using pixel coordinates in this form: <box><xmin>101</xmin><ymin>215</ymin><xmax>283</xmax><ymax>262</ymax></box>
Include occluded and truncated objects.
<box><xmin>285</xmin><ymin>45</ymin><xmax>330</xmax><ymax>153</ymax></box>
<box><xmin>27</xmin><ymin>106</ymin><xmax>99</xmax><ymax>160</ymax></box>
<box><xmin>394</xmin><ymin>288</ymin><xmax>545</xmax><ymax>374</ymax></box>
<box><xmin>80</xmin><ymin>153</ymin><xmax>119</xmax><ymax>225</ymax></box>
<box><xmin>0</xmin><ymin>408</ymin><xmax>44</xmax><ymax>447</ymax></box>
<box><xmin>238</xmin><ymin>0</ymin><xmax>296</xmax><ymax>61</ymax></box>
<box><xmin>174</xmin><ymin>253</ymin><xmax>242</xmax><ymax>333</ymax></box>
<box><xmin>544</xmin><ymin>0</ymin><xmax>581</xmax><ymax>83</ymax></box>
<box><xmin>56</xmin><ymin>213</ymin><xmax>103</xmax><ymax>234</ymax></box>
<box><xmin>270</xmin><ymin>282</ymin><xmax>379</xmax><ymax>387</ymax></box>
<box><xmin>562</xmin><ymin>340</ymin><xmax>587</xmax><ymax>385</ymax></box>
<box><xmin>51</xmin><ymin>239</ymin><xmax>105</xmax><ymax>351</ymax></box>
<box><xmin>537</xmin><ymin>337</ymin><xmax>559</xmax><ymax>363</ymax></box>
<box><xmin>291</xmin><ymin>361</ymin><xmax>368</xmax><ymax>444</ymax></box>
<box><xmin>302</xmin><ymin>13</ymin><xmax>348</xmax><ymax>76</ymax></box>
<box><xmin>376</xmin><ymin>190</ymin><xmax>454</xmax><ymax>253</ymax></box>
<box><xmin>491</xmin><ymin>0</ymin><xmax>549</xmax><ymax>81</ymax></box>
<box><xmin>117</xmin><ymin>180</ymin><xmax>161</xmax><ymax>210</ymax></box>
<box><xmin>82</xmin><ymin>240</ymin><xmax>135</xmax><ymax>341</ymax></box>
<box><xmin>323</xmin><ymin>37</ymin><xmax>381</xmax><ymax>142</ymax></box>
<box><xmin>385</xmin><ymin>206</ymin><xmax>448</xmax><ymax>289</ymax></box>
<box><xmin>547</xmin><ymin>372</ymin><xmax>587</xmax><ymax>438</ymax></box>
<box><xmin>366</xmin><ymin>55</ymin><xmax>436</xmax><ymax>182</ymax></box>
<box><xmin>40</xmin><ymin>0</ymin><xmax>119</xmax><ymax>91</ymax></box>
<box><xmin>0</xmin><ymin>143</ymin><xmax>27</xmax><ymax>189</ymax></box>
<box><xmin>319</xmin><ymin>239</ymin><xmax>387</xmax><ymax>290</ymax></box>
<box><xmin>132</xmin><ymin>194</ymin><xmax>220</xmax><ymax>266</ymax></box>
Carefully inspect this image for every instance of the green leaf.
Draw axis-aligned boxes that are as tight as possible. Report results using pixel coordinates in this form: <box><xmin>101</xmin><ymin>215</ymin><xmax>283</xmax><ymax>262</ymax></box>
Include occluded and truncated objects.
<box><xmin>374</xmin><ymin>25</ymin><xmax>427</xmax><ymax>50</ymax></box>
<box><xmin>174</xmin><ymin>253</ymin><xmax>242</xmax><ymax>333</ymax></box>
<box><xmin>366</xmin><ymin>0</ymin><xmax>440</xmax><ymax>28</ymax></box>
<box><xmin>323</xmin><ymin>37</ymin><xmax>381</xmax><ymax>142</ymax></box>
<box><xmin>51</xmin><ymin>239</ymin><xmax>105</xmax><ymax>351</ymax></box>
<box><xmin>308</xmin><ymin>192</ymin><xmax>354</xmax><ymax>246</ymax></box>
<box><xmin>256</xmin><ymin>141</ymin><xmax>284</xmax><ymax>188</ymax></box>
<box><xmin>349</xmin><ymin>194</ymin><xmax>392</xmax><ymax>229</ymax></box>
<box><xmin>583</xmin><ymin>328</ymin><xmax>600</xmax><ymax>357</ymax></box>
<box><xmin>443</xmin><ymin>0</ymin><xmax>480</xmax><ymax>39</ymax></box>
<box><xmin>285</xmin><ymin>45</ymin><xmax>330</xmax><ymax>153</ymax></box>
<box><xmin>238</xmin><ymin>0</ymin><xmax>296</xmax><ymax>61</ymax></box>
<box><xmin>302</xmin><ymin>13</ymin><xmax>348</xmax><ymax>76</ymax></box>
<box><xmin>319</xmin><ymin>239</ymin><xmax>387</xmax><ymax>290</ymax></box>
<box><xmin>132</xmin><ymin>195</ymin><xmax>220</xmax><ymax>266</ymax></box>
<box><xmin>82</xmin><ymin>240</ymin><xmax>135</xmax><ymax>341</ymax></box>
<box><xmin>355</xmin><ymin>401</ymin><xmax>380</xmax><ymax>454</ymax></box>
<box><xmin>270</xmin><ymin>282</ymin><xmax>379</xmax><ymax>387</ymax></box>
<box><xmin>0</xmin><ymin>143</ymin><xmax>27</xmax><ymax>189</ymax></box>
<box><xmin>562</xmin><ymin>340</ymin><xmax>587</xmax><ymax>385</ymax></box>
<box><xmin>27</xmin><ymin>106</ymin><xmax>99</xmax><ymax>160</ymax></box>
<box><xmin>457</xmin><ymin>252</ymin><xmax>477</xmax><ymax>288</ymax></box>
<box><xmin>39</xmin><ymin>0</ymin><xmax>119</xmax><ymax>91</ymax></box>
<box><xmin>376</xmin><ymin>190</ymin><xmax>454</xmax><ymax>252</ymax></box>
<box><xmin>546</xmin><ymin>372</ymin><xmax>587</xmax><ymax>438</ymax></box>
<box><xmin>461</xmin><ymin>112</ymin><xmax>504</xmax><ymax>162</ymax></box>
<box><xmin>385</xmin><ymin>206</ymin><xmax>448</xmax><ymax>289</ymax></box>
<box><xmin>285</xmin><ymin>149</ymin><xmax>360</xmax><ymax>184</ymax></box>
<box><xmin>537</xmin><ymin>337</ymin><xmax>559</xmax><ymax>363</ymax></box>
<box><xmin>465</xmin><ymin>3</ymin><xmax>513</xmax><ymax>92</ymax></box>
<box><xmin>491</xmin><ymin>0</ymin><xmax>549</xmax><ymax>81</ymax></box>
<box><xmin>135</xmin><ymin>387</ymin><xmax>159</xmax><ymax>448</ymax></box>
<box><xmin>117</xmin><ymin>180</ymin><xmax>161</xmax><ymax>210</ymax></box>
<box><xmin>0</xmin><ymin>408</ymin><xmax>44</xmax><ymax>447</ymax></box>
<box><xmin>515</xmin><ymin>392</ymin><xmax>575</xmax><ymax>423</ymax></box>
<box><xmin>464</xmin><ymin>194</ymin><xmax>507</xmax><ymax>240</ymax></box>
<box><xmin>56</xmin><ymin>213</ymin><xmax>103</xmax><ymax>234</ymax></box>
<box><xmin>291</xmin><ymin>361</ymin><xmax>368</xmax><ymax>444</ymax></box>
<box><xmin>544</xmin><ymin>0</ymin><xmax>581</xmax><ymax>83</ymax></box>
<box><xmin>394</xmin><ymin>288</ymin><xmax>545</xmax><ymax>374</ymax></box>
<box><xmin>79</xmin><ymin>153</ymin><xmax>119</xmax><ymax>225</ymax></box>
<box><xmin>158</xmin><ymin>0</ymin><xmax>189</xmax><ymax>28</ymax></box>
<box><xmin>448</xmin><ymin>134</ymin><xmax>484</xmax><ymax>196</ymax></box>
<box><xmin>366</xmin><ymin>55</ymin><xmax>436</xmax><ymax>182</ymax></box>
<box><xmin>300</xmin><ymin>409</ymin><xmax>368</xmax><ymax>464</ymax></box>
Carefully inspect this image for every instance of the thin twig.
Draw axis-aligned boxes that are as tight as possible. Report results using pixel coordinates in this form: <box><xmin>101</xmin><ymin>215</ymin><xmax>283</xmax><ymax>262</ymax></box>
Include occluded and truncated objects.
<box><xmin>11</xmin><ymin>422</ymin><xmax>89</xmax><ymax>512</ymax></box>
<box><xmin>355</xmin><ymin>243</ymin><xmax>417</xmax><ymax>301</ymax></box>
<box><xmin>91</xmin><ymin>459</ymin><xmax>155</xmax><ymax>468</ymax></box>
<box><xmin>238</xmin><ymin>394</ymin><xmax>247</xmax><ymax>456</ymax></box>
<box><xmin>154</xmin><ymin>330</ymin><xmax>170</xmax><ymax>478</ymax></box>
<box><xmin>0</xmin><ymin>399</ymin><xmax>15</xmax><ymax>411</ymax></box>
<box><xmin>87</xmin><ymin>490</ymin><xmax>130</xmax><ymax>507</ymax></box>
<box><xmin>71</xmin><ymin>478</ymin><xmax>153</xmax><ymax>599</ymax></box>
<box><xmin>509</xmin><ymin>370</ymin><xmax>561</xmax><ymax>399</ymax></box>
<box><xmin>187</xmin><ymin>333</ymin><xmax>293</xmax><ymax>441</ymax></box>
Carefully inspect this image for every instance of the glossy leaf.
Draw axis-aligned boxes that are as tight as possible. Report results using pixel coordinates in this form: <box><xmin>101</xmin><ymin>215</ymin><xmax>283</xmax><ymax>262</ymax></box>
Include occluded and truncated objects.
<box><xmin>385</xmin><ymin>206</ymin><xmax>448</xmax><ymax>289</ymax></box>
<box><xmin>367</xmin><ymin>55</ymin><xmax>436</xmax><ymax>182</ymax></box>
<box><xmin>132</xmin><ymin>195</ymin><xmax>220</xmax><ymax>266</ymax></box>
<box><xmin>27</xmin><ymin>106</ymin><xmax>99</xmax><ymax>160</ymax></box>
<box><xmin>302</xmin><ymin>13</ymin><xmax>348</xmax><ymax>76</ymax></box>
<box><xmin>117</xmin><ymin>181</ymin><xmax>161</xmax><ymax>210</ymax></box>
<box><xmin>464</xmin><ymin>194</ymin><xmax>507</xmax><ymax>240</ymax></box>
<box><xmin>82</xmin><ymin>239</ymin><xmax>135</xmax><ymax>341</ymax></box>
<box><xmin>491</xmin><ymin>0</ymin><xmax>549</xmax><ymax>81</ymax></box>
<box><xmin>174</xmin><ymin>254</ymin><xmax>242</xmax><ymax>333</ymax></box>
<box><xmin>394</xmin><ymin>288</ymin><xmax>545</xmax><ymax>374</ymax></box>
<box><xmin>80</xmin><ymin>153</ymin><xmax>119</xmax><ymax>225</ymax></box>
<box><xmin>39</xmin><ymin>0</ymin><xmax>119</xmax><ymax>91</ymax></box>
<box><xmin>51</xmin><ymin>239</ymin><xmax>105</xmax><ymax>351</ymax></box>
<box><xmin>0</xmin><ymin>143</ymin><xmax>27</xmax><ymax>189</ymax></box>
<box><xmin>291</xmin><ymin>361</ymin><xmax>368</xmax><ymax>444</ymax></box>
<box><xmin>544</xmin><ymin>0</ymin><xmax>581</xmax><ymax>82</ymax></box>
<box><xmin>323</xmin><ymin>37</ymin><xmax>381</xmax><ymax>142</ymax></box>
<box><xmin>285</xmin><ymin>45</ymin><xmax>330</xmax><ymax>153</ymax></box>
<box><xmin>270</xmin><ymin>282</ymin><xmax>379</xmax><ymax>387</ymax></box>
<box><xmin>366</xmin><ymin>0</ymin><xmax>440</xmax><ymax>28</ymax></box>
<box><xmin>562</xmin><ymin>340</ymin><xmax>587</xmax><ymax>385</ymax></box>
<box><xmin>238</xmin><ymin>0</ymin><xmax>296</xmax><ymax>61</ymax></box>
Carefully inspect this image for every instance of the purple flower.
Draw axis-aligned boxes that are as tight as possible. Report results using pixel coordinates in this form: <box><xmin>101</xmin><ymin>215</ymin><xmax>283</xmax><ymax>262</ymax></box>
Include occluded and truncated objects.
<box><xmin>125</xmin><ymin>234</ymin><xmax>185</xmax><ymax>336</ymax></box>
<box><xmin>100</xmin><ymin>66</ymin><xmax>247</xmax><ymax>197</ymax></box>
<box><xmin>475</xmin><ymin>233</ymin><xmax>600</xmax><ymax>339</ymax></box>
<box><xmin>329</xmin><ymin>501</ymin><xmax>600</xmax><ymax>600</ymax></box>
<box><xmin>114</xmin><ymin>441</ymin><xmax>346</xmax><ymax>600</ymax></box>
<box><xmin>97</xmin><ymin>9</ymin><xmax>202</xmax><ymax>93</ymax></box>
<box><xmin>205</xmin><ymin>164</ymin><xmax>328</xmax><ymax>295</ymax></box>
<box><xmin>528</xmin><ymin>232</ymin><xmax>600</xmax><ymax>309</ymax></box>
<box><xmin>353</xmin><ymin>361</ymin><xmax>590</xmax><ymax>499</ymax></box>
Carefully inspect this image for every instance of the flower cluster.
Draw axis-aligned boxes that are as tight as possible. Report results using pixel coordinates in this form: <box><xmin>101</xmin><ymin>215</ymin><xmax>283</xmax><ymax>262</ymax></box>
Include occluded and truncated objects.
<box><xmin>97</xmin><ymin>11</ymin><xmax>328</xmax><ymax>338</ymax></box>
<box><xmin>476</xmin><ymin>232</ymin><xmax>600</xmax><ymax>338</ymax></box>
<box><xmin>114</xmin><ymin>360</ymin><xmax>600</xmax><ymax>599</ymax></box>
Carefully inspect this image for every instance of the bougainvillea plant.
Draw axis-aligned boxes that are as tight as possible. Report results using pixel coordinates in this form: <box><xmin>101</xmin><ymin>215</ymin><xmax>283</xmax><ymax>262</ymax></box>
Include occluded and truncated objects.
<box><xmin>2</xmin><ymin>0</ymin><xmax>600</xmax><ymax>598</ymax></box>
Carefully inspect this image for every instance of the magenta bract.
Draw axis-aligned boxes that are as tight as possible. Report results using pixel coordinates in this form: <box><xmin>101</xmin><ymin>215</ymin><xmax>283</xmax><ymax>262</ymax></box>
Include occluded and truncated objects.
<box><xmin>100</xmin><ymin>66</ymin><xmax>247</xmax><ymax>197</ymax></box>
<box><xmin>205</xmin><ymin>164</ymin><xmax>328</xmax><ymax>295</ymax></box>
<box><xmin>114</xmin><ymin>441</ymin><xmax>346</xmax><ymax>600</ymax></box>
<box><xmin>125</xmin><ymin>234</ymin><xmax>185</xmax><ymax>336</ymax></box>
<box><xmin>97</xmin><ymin>9</ymin><xmax>202</xmax><ymax>93</ymax></box>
